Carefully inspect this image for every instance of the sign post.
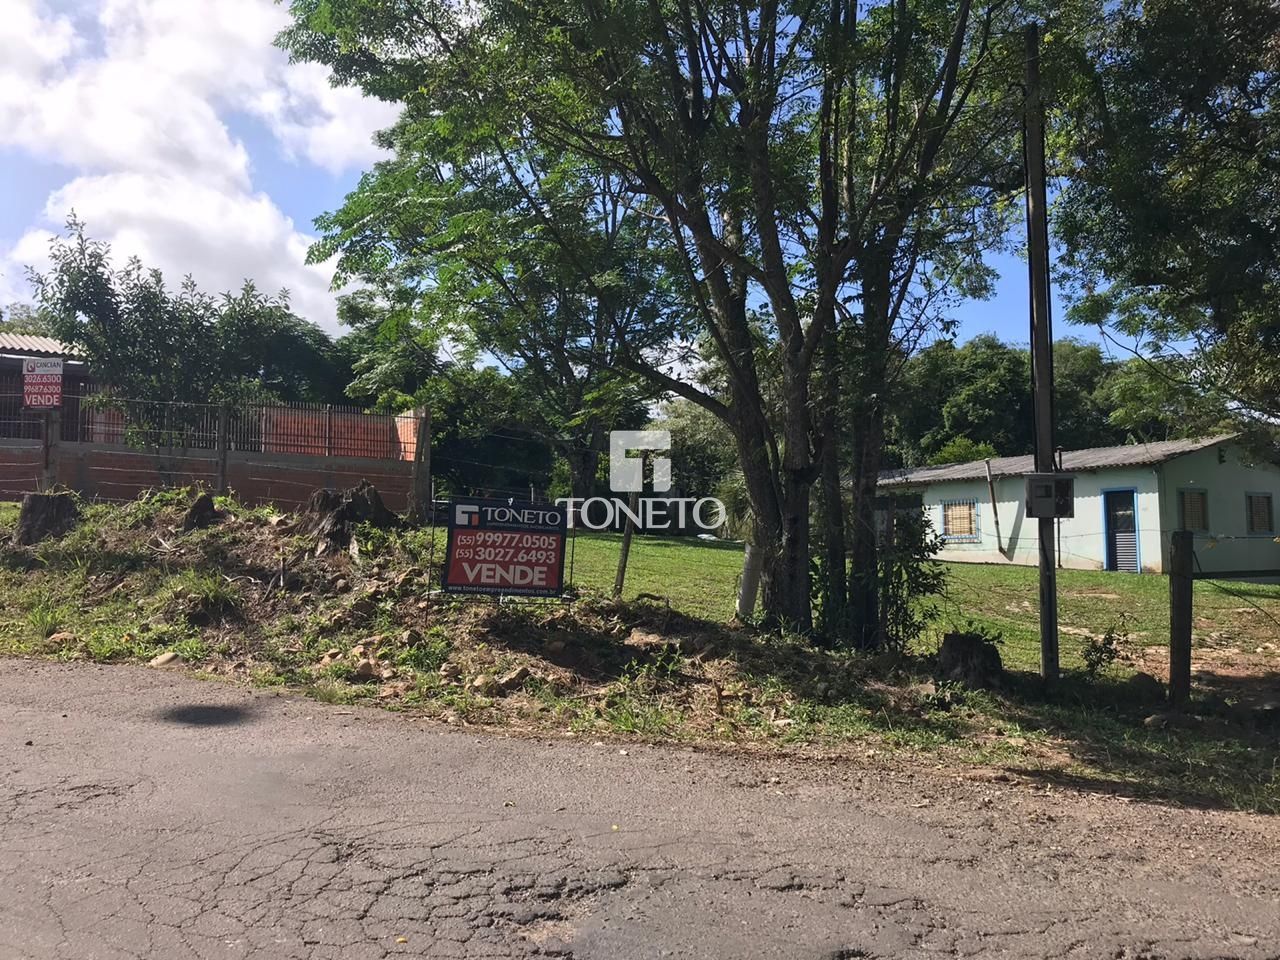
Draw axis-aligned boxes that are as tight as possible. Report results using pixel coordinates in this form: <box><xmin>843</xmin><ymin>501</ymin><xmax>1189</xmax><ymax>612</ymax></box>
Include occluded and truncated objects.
<box><xmin>22</xmin><ymin>357</ymin><xmax>63</xmax><ymax>410</ymax></box>
<box><xmin>442</xmin><ymin>498</ymin><xmax>567</xmax><ymax>597</ymax></box>
<box><xmin>23</xmin><ymin>358</ymin><xmax>64</xmax><ymax>491</ymax></box>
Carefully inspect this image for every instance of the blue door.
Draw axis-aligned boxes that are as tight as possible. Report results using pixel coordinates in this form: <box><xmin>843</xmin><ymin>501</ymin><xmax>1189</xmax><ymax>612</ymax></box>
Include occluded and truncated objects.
<box><xmin>1104</xmin><ymin>490</ymin><xmax>1139</xmax><ymax>572</ymax></box>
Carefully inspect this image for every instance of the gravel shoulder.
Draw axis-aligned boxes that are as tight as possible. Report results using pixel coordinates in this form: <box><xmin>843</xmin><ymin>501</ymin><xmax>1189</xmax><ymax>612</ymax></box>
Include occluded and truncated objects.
<box><xmin>2</xmin><ymin>658</ymin><xmax>1279</xmax><ymax>960</ymax></box>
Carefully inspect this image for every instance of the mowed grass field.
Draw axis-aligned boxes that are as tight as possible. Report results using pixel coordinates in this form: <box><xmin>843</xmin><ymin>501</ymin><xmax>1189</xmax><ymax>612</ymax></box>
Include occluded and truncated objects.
<box><xmin>570</xmin><ymin>530</ymin><xmax>1280</xmax><ymax>674</ymax></box>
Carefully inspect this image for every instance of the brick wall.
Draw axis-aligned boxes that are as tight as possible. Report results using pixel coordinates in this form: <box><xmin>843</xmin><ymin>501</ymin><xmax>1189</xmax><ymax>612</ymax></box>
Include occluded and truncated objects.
<box><xmin>0</xmin><ymin>439</ymin><xmax>415</xmax><ymax>513</ymax></box>
<box><xmin>0</xmin><ymin>443</ymin><xmax>44</xmax><ymax>499</ymax></box>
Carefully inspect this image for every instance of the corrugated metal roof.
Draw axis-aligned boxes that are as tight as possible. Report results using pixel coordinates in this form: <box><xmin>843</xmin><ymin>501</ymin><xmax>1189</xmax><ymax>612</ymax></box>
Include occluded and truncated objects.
<box><xmin>878</xmin><ymin>435</ymin><xmax>1237</xmax><ymax>489</ymax></box>
<box><xmin>0</xmin><ymin>333</ymin><xmax>80</xmax><ymax>357</ymax></box>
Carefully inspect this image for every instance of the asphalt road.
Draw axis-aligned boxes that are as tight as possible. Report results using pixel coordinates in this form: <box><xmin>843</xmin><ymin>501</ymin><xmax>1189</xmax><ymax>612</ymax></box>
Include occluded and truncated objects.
<box><xmin>2</xmin><ymin>660</ymin><xmax>1278</xmax><ymax>959</ymax></box>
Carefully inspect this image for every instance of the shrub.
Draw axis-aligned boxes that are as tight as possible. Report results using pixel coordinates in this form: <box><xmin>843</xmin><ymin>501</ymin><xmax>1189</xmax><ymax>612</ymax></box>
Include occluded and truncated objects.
<box><xmin>1082</xmin><ymin>619</ymin><xmax>1126</xmax><ymax>680</ymax></box>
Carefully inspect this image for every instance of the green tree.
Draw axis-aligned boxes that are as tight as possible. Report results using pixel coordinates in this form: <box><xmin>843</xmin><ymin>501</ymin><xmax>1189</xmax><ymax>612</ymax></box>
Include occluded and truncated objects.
<box><xmin>929</xmin><ymin>436</ymin><xmax>998</xmax><ymax>465</ymax></box>
<box><xmin>30</xmin><ymin>218</ymin><xmax>347</xmax><ymax>405</ymax></box>
<box><xmin>0</xmin><ymin>303</ymin><xmax>54</xmax><ymax>337</ymax></box>
<box><xmin>887</xmin><ymin>335</ymin><xmax>1138</xmax><ymax>465</ymax></box>
<box><xmin>280</xmin><ymin>0</ymin><xmax>1026</xmax><ymax>637</ymax></box>
<box><xmin>1055</xmin><ymin>0</ymin><xmax>1280</xmax><ymax>428</ymax></box>
<box><xmin>311</xmin><ymin>157</ymin><xmax>666</xmax><ymax>497</ymax></box>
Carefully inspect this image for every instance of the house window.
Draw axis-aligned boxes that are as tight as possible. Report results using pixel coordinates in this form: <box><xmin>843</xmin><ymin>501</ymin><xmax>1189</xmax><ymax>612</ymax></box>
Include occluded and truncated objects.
<box><xmin>942</xmin><ymin>500</ymin><xmax>978</xmax><ymax>541</ymax></box>
<box><xmin>1246</xmin><ymin>493</ymin><xmax>1274</xmax><ymax>535</ymax></box>
<box><xmin>1179</xmin><ymin>489</ymin><xmax>1209</xmax><ymax>532</ymax></box>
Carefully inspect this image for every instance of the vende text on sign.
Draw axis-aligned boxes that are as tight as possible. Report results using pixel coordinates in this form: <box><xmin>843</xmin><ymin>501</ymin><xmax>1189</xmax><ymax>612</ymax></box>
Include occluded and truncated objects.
<box><xmin>22</xmin><ymin>357</ymin><xmax>63</xmax><ymax>410</ymax></box>
<box><xmin>442</xmin><ymin>498</ymin><xmax>567</xmax><ymax>597</ymax></box>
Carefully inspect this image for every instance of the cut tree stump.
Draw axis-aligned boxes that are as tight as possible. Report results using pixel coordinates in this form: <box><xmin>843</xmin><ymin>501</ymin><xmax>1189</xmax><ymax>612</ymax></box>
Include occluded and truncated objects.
<box><xmin>12</xmin><ymin>492</ymin><xmax>80</xmax><ymax>546</ymax></box>
<box><xmin>302</xmin><ymin>480</ymin><xmax>403</xmax><ymax>555</ymax></box>
<box><xmin>181</xmin><ymin>492</ymin><xmax>223</xmax><ymax>531</ymax></box>
<box><xmin>936</xmin><ymin>631</ymin><xmax>1005</xmax><ymax>689</ymax></box>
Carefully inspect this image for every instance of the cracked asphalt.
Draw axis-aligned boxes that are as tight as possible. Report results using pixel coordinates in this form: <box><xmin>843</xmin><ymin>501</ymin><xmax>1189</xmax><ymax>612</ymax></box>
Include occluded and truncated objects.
<box><xmin>2</xmin><ymin>660</ymin><xmax>1279</xmax><ymax>959</ymax></box>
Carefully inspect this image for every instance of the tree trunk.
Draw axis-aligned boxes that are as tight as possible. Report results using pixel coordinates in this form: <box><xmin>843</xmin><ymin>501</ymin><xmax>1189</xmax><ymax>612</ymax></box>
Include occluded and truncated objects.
<box><xmin>818</xmin><ymin>321</ymin><xmax>847</xmax><ymax>639</ymax></box>
<box><xmin>847</xmin><ymin>405</ymin><xmax>885</xmax><ymax>649</ymax></box>
<box><xmin>12</xmin><ymin>492</ymin><xmax>79</xmax><ymax>546</ymax></box>
<box><xmin>847</xmin><ymin>252</ymin><xmax>893</xmax><ymax>649</ymax></box>
<box><xmin>773</xmin><ymin>350</ymin><xmax>816</xmax><ymax>634</ymax></box>
<box><xmin>564</xmin><ymin>446</ymin><xmax>600</xmax><ymax>500</ymax></box>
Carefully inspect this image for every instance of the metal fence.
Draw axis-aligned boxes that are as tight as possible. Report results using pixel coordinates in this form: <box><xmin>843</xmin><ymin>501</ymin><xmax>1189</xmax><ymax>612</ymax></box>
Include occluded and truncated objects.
<box><xmin>0</xmin><ymin>393</ymin><xmax>422</xmax><ymax>462</ymax></box>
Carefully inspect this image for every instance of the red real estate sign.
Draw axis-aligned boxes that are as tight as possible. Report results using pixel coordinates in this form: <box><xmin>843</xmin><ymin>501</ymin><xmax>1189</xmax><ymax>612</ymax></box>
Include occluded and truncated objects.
<box><xmin>443</xmin><ymin>498</ymin><xmax>567</xmax><ymax>597</ymax></box>
<box><xmin>22</xmin><ymin>358</ymin><xmax>63</xmax><ymax>409</ymax></box>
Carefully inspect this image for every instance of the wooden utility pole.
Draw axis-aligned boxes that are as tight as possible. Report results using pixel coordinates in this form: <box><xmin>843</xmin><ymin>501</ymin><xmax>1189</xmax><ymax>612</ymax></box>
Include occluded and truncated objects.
<box><xmin>1169</xmin><ymin>530</ymin><xmax>1193</xmax><ymax>707</ymax></box>
<box><xmin>1025</xmin><ymin>23</ymin><xmax>1060</xmax><ymax>682</ymax></box>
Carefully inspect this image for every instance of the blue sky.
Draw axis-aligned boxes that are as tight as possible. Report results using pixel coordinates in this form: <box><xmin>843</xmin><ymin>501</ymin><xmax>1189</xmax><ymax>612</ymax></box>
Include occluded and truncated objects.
<box><xmin>1</xmin><ymin>0</ymin><xmax>1101</xmax><ymax>356</ymax></box>
<box><xmin>0</xmin><ymin>0</ymin><xmax>398</xmax><ymax>332</ymax></box>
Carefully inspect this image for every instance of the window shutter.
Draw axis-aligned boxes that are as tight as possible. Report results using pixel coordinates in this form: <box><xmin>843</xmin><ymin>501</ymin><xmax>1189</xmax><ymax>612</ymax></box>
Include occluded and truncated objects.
<box><xmin>1180</xmin><ymin>490</ymin><xmax>1208</xmax><ymax>531</ymax></box>
<box><xmin>1247</xmin><ymin>494</ymin><xmax>1274</xmax><ymax>534</ymax></box>
<box><xmin>943</xmin><ymin>501</ymin><xmax>976</xmax><ymax>537</ymax></box>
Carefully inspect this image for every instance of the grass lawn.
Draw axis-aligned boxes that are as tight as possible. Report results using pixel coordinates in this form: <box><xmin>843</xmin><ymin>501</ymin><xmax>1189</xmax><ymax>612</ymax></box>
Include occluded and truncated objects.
<box><xmin>937</xmin><ymin>563</ymin><xmax>1280</xmax><ymax>673</ymax></box>
<box><xmin>570</xmin><ymin>530</ymin><xmax>1280</xmax><ymax>675</ymax></box>
<box><xmin>562</xmin><ymin>531</ymin><xmax>746</xmax><ymax>621</ymax></box>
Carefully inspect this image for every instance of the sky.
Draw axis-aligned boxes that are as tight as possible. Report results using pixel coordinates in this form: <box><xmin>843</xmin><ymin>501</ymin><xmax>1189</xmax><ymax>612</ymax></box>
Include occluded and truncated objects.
<box><xmin>0</xmin><ymin>0</ymin><xmax>1093</xmax><ymax>349</ymax></box>
<box><xmin>0</xmin><ymin>0</ymin><xmax>396</xmax><ymax>334</ymax></box>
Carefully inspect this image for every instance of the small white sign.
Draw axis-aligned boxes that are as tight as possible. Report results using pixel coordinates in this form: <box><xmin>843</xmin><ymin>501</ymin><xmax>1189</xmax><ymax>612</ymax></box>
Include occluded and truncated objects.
<box><xmin>23</xmin><ymin>358</ymin><xmax>63</xmax><ymax>377</ymax></box>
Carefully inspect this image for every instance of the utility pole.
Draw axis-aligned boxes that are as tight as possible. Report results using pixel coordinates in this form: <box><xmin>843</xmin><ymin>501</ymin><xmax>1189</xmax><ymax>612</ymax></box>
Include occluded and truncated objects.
<box><xmin>1024</xmin><ymin>22</ymin><xmax>1059</xmax><ymax>682</ymax></box>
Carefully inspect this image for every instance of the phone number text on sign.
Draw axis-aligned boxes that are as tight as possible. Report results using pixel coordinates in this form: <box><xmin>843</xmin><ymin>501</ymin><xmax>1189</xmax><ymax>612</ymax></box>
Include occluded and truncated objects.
<box><xmin>443</xmin><ymin>499</ymin><xmax>567</xmax><ymax>597</ymax></box>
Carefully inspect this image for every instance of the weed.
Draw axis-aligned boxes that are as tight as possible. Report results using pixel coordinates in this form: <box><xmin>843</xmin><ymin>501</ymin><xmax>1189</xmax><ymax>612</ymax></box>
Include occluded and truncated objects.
<box><xmin>157</xmin><ymin>569</ymin><xmax>241</xmax><ymax>623</ymax></box>
<box><xmin>395</xmin><ymin>627</ymin><xmax>451</xmax><ymax>673</ymax></box>
<box><xmin>25</xmin><ymin>594</ymin><xmax>67</xmax><ymax>640</ymax></box>
<box><xmin>1082</xmin><ymin>619</ymin><xmax>1127</xmax><ymax>680</ymax></box>
<box><xmin>309</xmin><ymin>677</ymin><xmax>358</xmax><ymax>705</ymax></box>
<box><xmin>83</xmin><ymin>630</ymin><xmax>157</xmax><ymax>662</ymax></box>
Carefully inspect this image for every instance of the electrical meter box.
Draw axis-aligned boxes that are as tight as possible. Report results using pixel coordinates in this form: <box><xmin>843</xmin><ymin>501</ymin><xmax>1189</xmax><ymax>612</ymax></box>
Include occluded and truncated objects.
<box><xmin>1025</xmin><ymin>473</ymin><xmax>1075</xmax><ymax>519</ymax></box>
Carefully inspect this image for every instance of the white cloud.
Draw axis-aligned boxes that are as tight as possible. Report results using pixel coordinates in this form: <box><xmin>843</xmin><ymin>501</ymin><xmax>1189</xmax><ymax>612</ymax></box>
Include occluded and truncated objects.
<box><xmin>249</xmin><ymin>63</ymin><xmax>401</xmax><ymax>174</ymax></box>
<box><xmin>0</xmin><ymin>0</ymin><xmax>400</xmax><ymax>333</ymax></box>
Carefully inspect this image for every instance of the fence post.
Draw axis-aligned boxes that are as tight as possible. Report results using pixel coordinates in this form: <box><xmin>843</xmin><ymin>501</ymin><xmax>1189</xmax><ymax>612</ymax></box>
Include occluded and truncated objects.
<box><xmin>41</xmin><ymin>409</ymin><xmax>61</xmax><ymax>491</ymax></box>
<box><xmin>215</xmin><ymin>404</ymin><xmax>229</xmax><ymax>494</ymax></box>
<box><xmin>613</xmin><ymin>487</ymin><xmax>640</xmax><ymax>598</ymax></box>
<box><xmin>409</xmin><ymin>408</ymin><xmax>431</xmax><ymax>522</ymax></box>
<box><xmin>325</xmin><ymin>404</ymin><xmax>333</xmax><ymax>458</ymax></box>
<box><xmin>1169</xmin><ymin>529</ymin><xmax>1193</xmax><ymax>708</ymax></box>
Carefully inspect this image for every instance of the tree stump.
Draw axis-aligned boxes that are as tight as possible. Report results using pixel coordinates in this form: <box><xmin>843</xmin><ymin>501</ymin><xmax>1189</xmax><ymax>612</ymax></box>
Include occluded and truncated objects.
<box><xmin>12</xmin><ymin>492</ymin><xmax>80</xmax><ymax>546</ymax></box>
<box><xmin>936</xmin><ymin>631</ymin><xmax>1005</xmax><ymax>689</ymax></box>
<box><xmin>302</xmin><ymin>480</ymin><xmax>403</xmax><ymax>554</ymax></box>
<box><xmin>181</xmin><ymin>492</ymin><xmax>223</xmax><ymax>531</ymax></box>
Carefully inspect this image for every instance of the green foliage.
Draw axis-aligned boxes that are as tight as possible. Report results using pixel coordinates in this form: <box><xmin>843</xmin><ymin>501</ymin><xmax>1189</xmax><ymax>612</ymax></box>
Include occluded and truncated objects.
<box><xmin>25</xmin><ymin>593</ymin><xmax>67</xmax><ymax>641</ymax></box>
<box><xmin>652</xmin><ymin>399</ymin><xmax>740</xmax><ymax>502</ymax></box>
<box><xmin>929</xmin><ymin>437</ymin><xmax>999</xmax><ymax>466</ymax></box>
<box><xmin>1055</xmin><ymin>0</ymin><xmax>1280</xmax><ymax>430</ymax></box>
<box><xmin>1081</xmin><ymin>620</ymin><xmax>1127</xmax><ymax>680</ymax></box>
<box><xmin>396</xmin><ymin>627</ymin><xmax>452</xmax><ymax>674</ymax></box>
<box><xmin>886</xmin><ymin>335</ymin><xmax>1223</xmax><ymax>467</ymax></box>
<box><xmin>157</xmin><ymin>569</ymin><xmax>241</xmax><ymax>622</ymax></box>
<box><xmin>29</xmin><ymin>217</ymin><xmax>351</xmax><ymax>405</ymax></box>
<box><xmin>878</xmin><ymin>511</ymin><xmax>948</xmax><ymax>655</ymax></box>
